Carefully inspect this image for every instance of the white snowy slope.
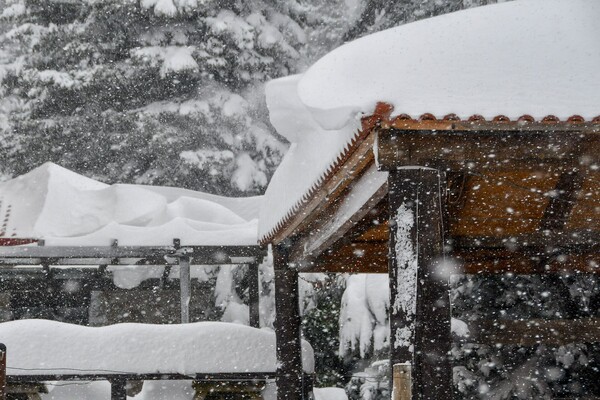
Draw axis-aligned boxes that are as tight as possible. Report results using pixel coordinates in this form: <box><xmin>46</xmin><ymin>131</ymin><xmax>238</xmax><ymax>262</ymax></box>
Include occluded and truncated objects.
<box><xmin>259</xmin><ymin>0</ymin><xmax>600</xmax><ymax>242</ymax></box>
<box><xmin>0</xmin><ymin>162</ymin><xmax>261</xmax><ymax>246</ymax></box>
<box><xmin>0</xmin><ymin>319</ymin><xmax>314</xmax><ymax>375</ymax></box>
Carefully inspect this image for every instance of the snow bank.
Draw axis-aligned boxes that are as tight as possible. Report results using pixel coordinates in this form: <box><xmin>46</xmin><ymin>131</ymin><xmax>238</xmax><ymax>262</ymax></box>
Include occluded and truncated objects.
<box><xmin>259</xmin><ymin>0</ymin><xmax>600</xmax><ymax>241</ymax></box>
<box><xmin>1</xmin><ymin>320</ymin><xmax>314</xmax><ymax>375</ymax></box>
<box><xmin>314</xmin><ymin>388</ymin><xmax>348</xmax><ymax>400</ymax></box>
<box><xmin>298</xmin><ymin>0</ymin><xmax>600</xmax><ymax>128</ymax></box>
<box><xmin>0</xmin><ymin>163</ymin><xmax>261</xmax><ymax>246</ymax></box>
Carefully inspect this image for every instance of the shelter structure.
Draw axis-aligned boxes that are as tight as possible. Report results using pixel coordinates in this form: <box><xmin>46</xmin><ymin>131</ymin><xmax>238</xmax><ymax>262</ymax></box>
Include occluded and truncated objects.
<box><xmin>0</xmin><ymin>163</ymin><xmax>270</xmax><ymax>399</ymax></box>
<box><xmin>259</xmin><ymin>0</ymin><xmax>600</xmax><ymax>399</ymax></box>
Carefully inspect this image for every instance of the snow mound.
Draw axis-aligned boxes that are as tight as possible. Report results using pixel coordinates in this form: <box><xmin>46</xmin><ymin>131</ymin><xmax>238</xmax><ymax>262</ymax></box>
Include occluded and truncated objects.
<box><xmin>299</xmin><ymin>0</ymin><xmax>600</xmax><ymax>128</ymax></box>
<box><xmin>0</xmin><ymin>163</ymin><xmax>261</xmax><ymax>246</ymax></box>
<box><xmin>314</xmin><ymin>388</ymin><xmax>348</xmax><ymax>400</ymax></box>
<box><xmin>1</xmin><ymin>319</ymin><xmax>314</xmax><ymax>375</ymax></box>
<box><xmin>259</xmin><ymin>0</ymin><xmax>600</xmax><ymax>241</ymax></box>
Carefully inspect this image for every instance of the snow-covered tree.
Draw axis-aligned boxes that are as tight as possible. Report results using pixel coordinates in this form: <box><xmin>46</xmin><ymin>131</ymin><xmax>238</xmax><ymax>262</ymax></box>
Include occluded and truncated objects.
<box><xmin>0</xmin><ymin>0</ymin><xmax>312</xmax><ymax>194</ymax></box>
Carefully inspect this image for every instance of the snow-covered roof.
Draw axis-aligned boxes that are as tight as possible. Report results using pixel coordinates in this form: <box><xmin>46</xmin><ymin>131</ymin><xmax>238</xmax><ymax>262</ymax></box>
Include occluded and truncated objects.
<box><xmin>0</xmin><ymin>319</ymin><xmax>314</xmax><ymax>375</ymax></box>
<box><xmin>0</xmin><ymin>163</ymin><xmax>261</xmax><ymax>246</ymax></box>
<box><xmin>259</xmin><ymin>0</ymin><xmax>600</xmax><ymax>242</ymax></box>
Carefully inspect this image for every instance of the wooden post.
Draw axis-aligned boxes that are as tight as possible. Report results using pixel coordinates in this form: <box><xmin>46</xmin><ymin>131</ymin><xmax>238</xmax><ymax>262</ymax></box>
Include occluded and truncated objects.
<box><xmin>0</xmin><ymin>343</ymin><xmax>6</xmax><ymax>400</ymax></box>
<box><xmin>110</xmin><ymin>378</ymin><xmax>127</xmax><ymax>400</ymax></box>
<box><xmin>179</xmin><ymin>256</ymin><xmax>191</xmax><ymax>324</ymax></box>
<box><xmin>393</xmin><ymin>363</ymin><xmax>412</xmax><ymax>400</ymax></box>
<box><xmin>387</xmin><ymin>168</ymin><xmax>452</xmax><ymax>399</ymax></box>
<box><xmin>248</xmin><ymin>263</ymin><xmax>260</xmax><ymax>328</ymax></box>
<box><xmin>273</xmin><ymin>243</ymin><xmax>304</xmax><ymax>400</ymax></box>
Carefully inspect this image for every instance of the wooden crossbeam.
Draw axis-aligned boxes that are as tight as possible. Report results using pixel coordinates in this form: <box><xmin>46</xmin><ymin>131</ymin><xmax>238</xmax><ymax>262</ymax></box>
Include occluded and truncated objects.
<box><xmin>467</xmin><ymin>318</ymin><xmax>600</xmax><ymax>346</ymax></box>
<box><xmin>0</xmin><ymin>245</ymin><xmax>266</xmax><ymax>266</ymax></box>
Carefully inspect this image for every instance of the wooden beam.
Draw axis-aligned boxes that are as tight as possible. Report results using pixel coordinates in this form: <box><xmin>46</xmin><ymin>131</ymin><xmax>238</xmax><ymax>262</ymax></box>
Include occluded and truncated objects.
<box><xmin>387</xmin><ymin>168</ymin><xmax>452</xmax><ymax>399</ymax></box>
<box><xmin>468</xmin><ymin>318</ymin><xmax>600</xmax><ymax>346</ymax></box>
<box><xmin>539</xmin><ymin>170</ymin><xmax>585</xmax><ymax>231</ymax></box>
<box><xmin>384</xmin><ymin>118</ymin><xmax>600</xmax><ymax>133</ymax></box>
<box><xmin>179</xmin><ymin>256</ymin><xmax>191</xmax><ymax>324</ymax></box>
<box><xmin>306</xmin><ymin>242</ymin><xmax>388</xmax><ymax>273</ymax></box>
<box><xmin>0</xmin><ymin>245</ymin><xmax>266</xmax><ymax>266</ymax></box>
<box><xmin>273</xmin><ymin>244</ymin><xmax>303</xmax><ymax>400</ymax></box>
<box><xmin>376</xmin><ymin>128</ymin><xmax>592</xmax><ymax>172</ymax></box>
<box><xmin>0</xmin><ymin>343</ymin><xmax>5</xmax><ymax>400</ymax></box>
<box><xmin>290</xmin><ymin>162</ymin><xmax>388</xmax><ymax>265</ymax></box>
<box><xmin>248</xmin><ymin>263</ymin><xmax>260</xmax><ymax>328</ymax></box>
<box><xmin>452</xmin><ymin>231</ymin><xmax>600</xmax><ymax>251</ymax></box>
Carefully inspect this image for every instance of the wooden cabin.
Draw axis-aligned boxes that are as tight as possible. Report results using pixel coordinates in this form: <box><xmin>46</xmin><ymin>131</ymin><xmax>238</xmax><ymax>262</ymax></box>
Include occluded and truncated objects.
<box><xmin>260</xmin><ymin>1</ymin><xmax>600</xmax><ymax>399</ymax></box>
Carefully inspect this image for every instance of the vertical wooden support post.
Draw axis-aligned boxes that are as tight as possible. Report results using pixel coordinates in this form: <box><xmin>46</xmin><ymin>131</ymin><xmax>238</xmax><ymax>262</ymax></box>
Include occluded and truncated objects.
<box><xmin>248</xmin><ymin>263</ymin><xmax>260</xmax><ymax>328</ymax></box>
<box><xmin>180</xmin><ymin>256</ymin><xmax>191</xmax><ymax>324</ymax></box>
<box><xmin>273</xmin><ymin>244</ymin><xmax>304</xmax><ymax>400</ymax></box>
<box><xmin>393</xmin><ymin>364</ymin><xmax>412</xmax><ymax>400</ymax></box>
<box><xmin>388</xmin><ymin>168</ymin><xmax>452</xmax><ymax>399</ymax></box>
<box><xmin>110</xmin><ymin>379</ymin><xmax>127</xmax><ymax>400</ymax></box>
<box><xmin>0</xmin><ymin>343</ymin><xmax>6</xmax><ymax>400</ymax></box>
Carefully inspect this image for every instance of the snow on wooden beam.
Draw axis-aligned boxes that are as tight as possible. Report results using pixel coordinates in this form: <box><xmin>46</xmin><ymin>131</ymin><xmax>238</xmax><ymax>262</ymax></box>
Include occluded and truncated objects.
<box><xmin>387</xmin><ymin>168</ymin><xmax>451</xmax><ymax>400</ymax></box>
<box><xmin>0</xmin><ymin>245</ymin><xmax>266</xmax><ymax>266</ymax></box>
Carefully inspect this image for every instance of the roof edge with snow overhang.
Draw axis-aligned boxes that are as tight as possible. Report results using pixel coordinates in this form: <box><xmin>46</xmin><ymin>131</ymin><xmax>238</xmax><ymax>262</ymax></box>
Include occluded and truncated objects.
<box><xmin>258</xmin><ymin>0</ymin><xmax>600</xmax><ymax>244</ymax></box>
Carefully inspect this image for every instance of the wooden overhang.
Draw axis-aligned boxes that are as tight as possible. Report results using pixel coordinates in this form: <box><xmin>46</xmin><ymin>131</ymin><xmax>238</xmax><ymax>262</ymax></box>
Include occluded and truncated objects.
<box><xmin>270</xmin><ymin>103</ymin><xmax>600</xmax><ymax>275</ymax></box>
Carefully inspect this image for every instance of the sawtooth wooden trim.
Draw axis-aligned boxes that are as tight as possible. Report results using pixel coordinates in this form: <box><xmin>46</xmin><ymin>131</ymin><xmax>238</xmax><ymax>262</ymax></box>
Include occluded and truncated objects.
<box><xmin>267</xmin><ymin>130</ymin><xmax>377</xmax><ymax>246</ymax></box>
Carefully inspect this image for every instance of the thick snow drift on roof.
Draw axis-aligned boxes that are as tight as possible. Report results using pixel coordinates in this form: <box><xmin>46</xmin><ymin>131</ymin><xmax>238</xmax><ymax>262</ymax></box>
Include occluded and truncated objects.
<box><xmin>259</xmin><ymin>0</ymin><xmax>600</xmax><ymax>241</ymax></box>
<box><xmin>1</xmin><ymin>320</ymin><xmax>314</xmax><ymax>374</ymax></box>
<box><xmin>0</xmin><ymin>163</ymin><xmax>261</xmax><ymax>246</ymax></box>
<box><xmin>258</xmin><ymin>75</ymin><xmax>363</xmax><ymax>241</ymax></box>
<box><xmin>299</xmin><ymin>0</ymin><xmax>600</xmax><ymax>129</ymax></box>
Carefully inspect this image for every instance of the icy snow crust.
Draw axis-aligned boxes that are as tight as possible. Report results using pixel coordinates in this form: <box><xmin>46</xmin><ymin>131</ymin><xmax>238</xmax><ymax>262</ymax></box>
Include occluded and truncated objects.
<box><xmin>1</xmin><ymin>319</ymin><xmax>314</xmax><ymax>374</ymax></box>
<box><xmin>259</xmin><ymin>0</ymin><xmax>600</xmax><ymax>241</ymax></box>
<box><xmin>0</xmin><ymin>163</ymin><xmax>261</xmax><ymax>246</ymax></box>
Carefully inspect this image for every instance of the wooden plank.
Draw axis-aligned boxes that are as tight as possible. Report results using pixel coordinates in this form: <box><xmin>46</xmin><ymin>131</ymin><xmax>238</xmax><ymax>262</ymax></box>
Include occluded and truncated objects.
<box><xmin>0</xmin><ymin>245</ymin><xmax>266</xmax><ymax>266</ymax></box>
<box><xmin>306</xmin><ymin>242</ymin><xmax>388</xmax><ymax>273</ymax></box>
<box><xmin>452</xmin><ymin>231</ymin><xmax>600</xmax><ymax>251</ymax></box>
<box><xmin>290</xmin><ymin>162</ymin><xmax>388</xmax><ymax>264</ymax></box>
<box><xmin>0</xmin><ymin>343</ymin><xmax>5</xmax><ymax>400</ymax></box>
<box><xmin>393</xmin><ymin>364</ymin><xmax>411</xmax><ymax>400</ymax></box>
<box><xmin>566</xmin><ymin>171</ymin><xmax>600</xmax><ymax>231</ymax></box>
<box><xmin>539</xmin><ymin>170</ymin><xmax>585</xmax><ymax>231</ymax></box>
<box><xmin>376</xmin><ymin>128</ymin><xmax>591</xmax><ymax>172</ymax></box>
<box><xmin>469</xmin><ymin>318</ymin><xmax>600</xmax><ymax>346</ymax></box>
<box><xmin>179</xmin><ymin>256</ymin><xmax>191</xmax><ymax>324</ymax></box>
<box><xmin>310</xmin><ymin>240</ymin><xmax>600</xmax><ymax>274</ymax></box>
<box><xmin>387</xmin><ymin>168</ymin><xmax>452</xmax><ymax>400</ymax></box>
<box><xmin>273</xmin><ymin>244</ymin><xmax>303</xmax><ymax>400</ymax></box>
<box><xmin>7</xmin><ymin>372</ymin><xmax>281</xmax><ymax>382</ymax></box>
<box><xmin>248</xmin><ymin>263</ymin><xmax>260</xmax><ymax>328</ymax></box>
<box><xmin>383</xmin><ymin>117</ymin><xmax>600</xmax><ymax>133</ymax></box>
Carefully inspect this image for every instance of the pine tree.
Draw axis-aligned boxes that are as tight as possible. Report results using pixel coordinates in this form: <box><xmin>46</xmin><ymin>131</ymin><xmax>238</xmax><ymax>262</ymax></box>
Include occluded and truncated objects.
<box><xmin>0</xmin><ymin>0</ymin><xmax>315</xmax><ymax>195</ymax></box>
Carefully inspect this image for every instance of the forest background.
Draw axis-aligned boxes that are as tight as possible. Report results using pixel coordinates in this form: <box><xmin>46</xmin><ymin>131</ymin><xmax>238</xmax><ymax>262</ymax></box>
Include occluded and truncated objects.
<box><xmin>4</xmin><ymin>1</ymin><xmax>596</xmax><ymax>399</ymax></box>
